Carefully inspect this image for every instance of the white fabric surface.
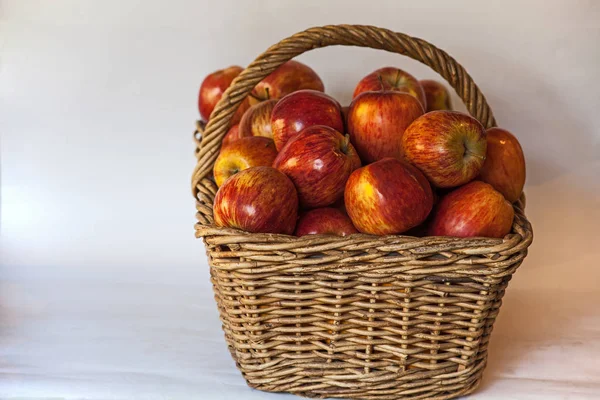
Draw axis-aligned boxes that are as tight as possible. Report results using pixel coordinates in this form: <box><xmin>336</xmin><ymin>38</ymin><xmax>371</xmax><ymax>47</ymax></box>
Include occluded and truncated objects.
<box><xmin>2</xmin><ymin>0</ymin><xmax>600</xmax><ymax>398</ymax></box>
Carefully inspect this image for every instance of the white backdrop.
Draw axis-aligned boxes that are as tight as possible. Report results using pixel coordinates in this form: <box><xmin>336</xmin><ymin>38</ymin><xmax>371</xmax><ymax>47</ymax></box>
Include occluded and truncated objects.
<box><xmin>1</xmin><ymin>0</ymin><xmax>600</xmax><ymax>399</ymax></box>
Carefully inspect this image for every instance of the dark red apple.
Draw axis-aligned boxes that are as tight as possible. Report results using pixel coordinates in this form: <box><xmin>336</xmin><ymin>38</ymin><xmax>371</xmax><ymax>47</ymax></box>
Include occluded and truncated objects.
<box><xmin>428</xmin><ymin>181</ymin><xmax>514</xmax><ymax>238</ymax></box>
<box><xmin>198</xmin><ymin>66</ymin><xmax>250</xmax><ymax>123</ymax></box>
<box><xmin>295</xmin><ymin>208</ymin><xmax>358</xmax><ymax>237</ymax></box>
<box><xmin>353</xmin><ymin>67</ymin><xmax>426</xmax><ymax>109</ymax></box>
<box><xmin>250</xmin><ymin>60</ymin><xmax>324</xmax><ymax>105</ymax></box>
<box><xmin>478</xmin><ymin>127</ymin><xmax>526</xmax><ymax>203</ymax></box>
<box><xmin>271</xmin><ymin>90</ymin><xmax>344</xmax><ymax>151</ymax></box>
<box><xmin>420</xmin><ymin>80</ymin><xmax>452</xmax><ymax>112</ymax></box>
<box><xmin>213</xmin><ymin>166</ymin><xmax>298</xmax><ymax>234</ymax></box>
<box><xmin>221</xmin><ymin>124</ymin><xmax>250</xmax><ymax>147</ymax></box>
<box><xmin>402</xmin><ymin>111</ymin><xmax>487</xmax><ymax>188</ymax></box>
<box><xmin>347</xmin><ymin>91</ymin><xmax>424</xmax><ymax>163</ymax></box>
<box><xmin>273</xmin><ymin>125</ymin><xmax>361</xmax><ymax>208</ymax></box>
<box><xmin>238</xmin><ymin>99</ymin><xmax>277</xmax><ymax>139</ymax></box>
<box><xmin>213</xmin><ymin>136</ymin><xmax>278</xmax><ymax>187</ymax></box>
<box><xmin>344</xmin><ymin>158</ymin><xmax>433</xmax><ymax>235</ymax></box>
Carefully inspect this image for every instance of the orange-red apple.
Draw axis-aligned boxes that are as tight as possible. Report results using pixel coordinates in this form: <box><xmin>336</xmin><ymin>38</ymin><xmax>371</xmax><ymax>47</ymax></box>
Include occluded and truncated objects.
<box><xmin>478</xmin><ymin>127</ymin><xmax>526</xmax><ymax>203</ymax></box>
<box><xmin>428</xmin><ymin>181</ymin><xmax>514</xmax><ymax>238</ymax></box>
<box><xmin>198</xmin><ymin>66</ymin><xmax>250</xmax><ymax>122</ymax></box>
<box><xmin>271</xmin><ymin>90</ymin><xmax>344</xmax><ymax>151</ymax></box>
<box><xmin>213</xmin><ymin>136</ymin><xmax>278</xmax><ymax>187</ymax></box>
<box><xmin>344</xmin><ymin>158</ymin><xmax>433</xmax><ymax>235</ymax></box>
<box><xmin>273</xmin><ymin>125</ymin><xmax>360</xmax><ymax>209</ymax></box>
<box><xmin>420</xmin><ymin>80</ymin><xmax>452</xmax><ymax>112</ymax></box>
<box><xmin>221</xmin><ymin>124</ymin><xmax>249</xmax><ymax>147</ymax></box>
<box><xmin>238</xmin><ymin>99</ymin><xmax>277</xmax><ymax>139</ymax></box>
<box><xmin>295</xmin><ymin>208</ymin><xmax>358</xmax><ymax>237</ymax></box>
<box><xmin>347</xmin><ymin>91</ymin><xmax>424</xmax><ymax>163</ymax></box>
<box><xmin>213</xmin><ymin>166</ymin><xmax>298</xmax><ymax>234</ymax></box>
<box><xmin>250</xmin><ymin>60</ymin><xmax>324</xmax><ymax>105</ymax></box>
<box><xmin>353</xmin><ymin>67</ymin><xmax>426</xmax><ymax>109</ymax></box>
<box><xmin>402</xmin><ymin>111</ymin><xmax>487</xmax><ymax>188</ymax></box>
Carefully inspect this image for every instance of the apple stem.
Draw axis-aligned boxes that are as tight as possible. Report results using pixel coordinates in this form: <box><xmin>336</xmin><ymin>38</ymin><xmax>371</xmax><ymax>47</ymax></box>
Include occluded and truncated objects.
<box><xmin>377</xmin><ymin>74</ymin><xmax>385</xmax><ymax>92</ymax></box>
<box><xmin>341</xmin><ymin>134</ymin><xmax>350</xmax><ymax>154</ymax></box>
<box><xmin>394</xmin><ymin>69</ymin><xmax>402</xmax><ymax>87</ymax></box>
<box><xmin>265</xmin><ymin>87</ymin><xmax>270</xmax><ymax>100</ymax></box>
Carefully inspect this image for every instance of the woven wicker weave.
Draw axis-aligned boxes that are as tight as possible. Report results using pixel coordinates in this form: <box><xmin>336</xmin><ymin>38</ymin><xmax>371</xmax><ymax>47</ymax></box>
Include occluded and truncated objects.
<box><xmin>191</xmin><ymin>25</ymin><xmax>533</xmax><ymax>400</ymax></box>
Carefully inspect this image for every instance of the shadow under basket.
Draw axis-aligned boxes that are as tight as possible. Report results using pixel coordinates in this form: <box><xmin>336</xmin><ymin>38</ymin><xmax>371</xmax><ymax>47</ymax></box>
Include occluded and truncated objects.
<box><xmin>191</xmin><ymin>25</ymin><xmax>533</xmax><ymax>400</ymax></box>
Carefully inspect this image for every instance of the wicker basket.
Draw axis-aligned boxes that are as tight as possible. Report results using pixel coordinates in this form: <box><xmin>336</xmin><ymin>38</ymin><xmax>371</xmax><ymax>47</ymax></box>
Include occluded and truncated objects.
<box><xmin>191</xmin><ymin>25</ymin><xmax>533</xmax><ymax>400</ymax></box>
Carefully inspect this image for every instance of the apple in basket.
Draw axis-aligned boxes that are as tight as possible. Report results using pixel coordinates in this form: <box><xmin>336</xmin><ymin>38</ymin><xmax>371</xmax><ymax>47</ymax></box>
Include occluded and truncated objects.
<box><xmin>221</xmin><ymin>124</ymin><xmax>249</xmax><ymax>147</ymax></box>
<box><xmin>345</xmin><ymin>158</ymin><xmax>433</xmax><ymax>235</ymax></box>
<box><xmin>213</xmin><ymin>166</ymin><xmax>298</xmax><ymax>235</ymax></box>
<box><xmin>478</xmin><ymin>127</ymin><xmax>526</xmax><ymax>203</ymax></box>
<box><xmin>271</xmin><ymin>90</ymin><xmax>344</xmax><ymax>151</ymax></box>
<box><xmin>428</xmin><ymin>181</ymin><xmax>514</xmax><ymax>238</ymax></box>
<box><xmin>402</xmin><ymin>111</ymin><xmax>487</xmax><ymax>188</ymax></box>
<box><xmin>273</xmin><ymin>125</ymin><xmax>361</xmax><ymax>209</ymax></box>
<box><xmin>213</xmin><ymin>136</ymin><xmax>278</xmax><ymax>187</ymax></box>
<box><xmin>238</xmin><ymin>99</ymin><xmax>278</xmax><ymax>139</ymax></box>
<box><xmin>295</xmin><ymin>208</ymin><xmax>358</xmax><ymax>237</ymax></box>
<box><xmin>353</xmin><ymin>67</ymin><xmax>427</xmax><ymax>109</ymax></box>
<box><xmin>198</xmin><ymin>66</ymin><xmax>250</xmax><ymax>123</ymax></box>
<box><xmin>420</xmin><ymin>79</ymin><xmax>453</xmax><ymax>112</ymax></box>
<box><xmin>249</xmin><ymin>60</ymin><xmax>324</xmax><ymax>105</ymax></box>
<box><xmin>346</xmin><ymin>91</ymin><xmax>424</xmax><ymax>163</ymax></box>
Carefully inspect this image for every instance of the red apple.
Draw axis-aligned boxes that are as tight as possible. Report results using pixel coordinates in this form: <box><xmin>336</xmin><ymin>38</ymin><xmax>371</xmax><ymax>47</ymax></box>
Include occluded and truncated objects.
<box><xmin>353</xmin><ymin>67</ymin><xmax>426</xmax><ymax>109</ymax></box>
<box><xmin>198</xmin><ymin>66</ymin><xmax>250</xmax><ymax>123</ymax></box>
<box><xmin>238</xmin><ymin>99</ymin><xmax>277</xmax><ymax>139</ymax></box>
<box><xmin>271</xmin><ymin>90</ymin><xmax>344</xmax><ymax>151</ymax></box>
<box><xmin>213</xmin><ymin>136</ymin><xmax>278</xmax><ymax>187</ymax></box>
<box><xmin>347</xmin><ymin>91</ymin><xmax>424</xmax><ymax>163</ymax></box>
<box><xmin>420</xmin><ymin>80</ymin><xmax>452</xmax><ymax>112</ymax></box>
<box><xmin>428</xmin><ymin>181</ymin><xmax>514</xmax><ymax>238</ymax></box>
<box><xmin>250</xmin><ymin>60</ymin><xmax>324</xmax><ymax>105</ymax></box>
<box><xmin>478</xmin><ymin>127</ymin><xmax>526</xmax><ymax>203</ymax></box>
<box><xmin>295</xmin><ymin>207</ymin><xmax>358</xmax><ymax>237</ymax></box>
<box><xmin>213</xmin><ymin>166</ymin><xmax>298</xmax><ymax>234</ymax></box>
<box><xmin>344</xmin><ymin>158</ymin><xmax>433</xmax><ymax>235</ymax></box>
<box><xmin>273</xmin><ymin>125</ymin><xmax>361</xmax><ymax>208</ymax></box>
<box><xmin>221</xmin><ymin>124</ymin><xmax>250</xmax><ymax>147</ymax></box>
<box><xmin>402</xmin><ymin>111</ymin><xmax>487</xmax><ymax>188</ymax></box>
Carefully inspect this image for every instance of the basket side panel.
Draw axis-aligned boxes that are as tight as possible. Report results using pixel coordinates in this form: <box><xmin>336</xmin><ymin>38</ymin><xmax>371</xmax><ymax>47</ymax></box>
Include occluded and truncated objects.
<box><xmin>206</xmin><ymin>240</ymin><xmax>525</xmax><ymax>399</ymax></box>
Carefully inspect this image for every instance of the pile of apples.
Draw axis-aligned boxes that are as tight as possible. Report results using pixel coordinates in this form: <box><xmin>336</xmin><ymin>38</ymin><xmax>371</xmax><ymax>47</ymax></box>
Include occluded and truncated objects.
<box><xmin>198</xmin><ymin>61</ymin><xmax>526</xmax><ymax>238</ymax></box>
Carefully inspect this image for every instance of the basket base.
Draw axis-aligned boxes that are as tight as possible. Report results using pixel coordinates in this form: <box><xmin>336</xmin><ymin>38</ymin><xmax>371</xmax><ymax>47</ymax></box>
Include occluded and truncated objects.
<box><xmin>238</xmin><ymin>354</ymin><xmax>486</xmax><ymax>400</ymax></box>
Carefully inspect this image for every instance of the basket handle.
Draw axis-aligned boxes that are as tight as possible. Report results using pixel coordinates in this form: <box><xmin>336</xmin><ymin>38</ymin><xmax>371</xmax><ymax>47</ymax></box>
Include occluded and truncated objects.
<box><xmin>192</xmin><ymin>24</ymin><xmax>496</xmax><ymax>196</ymax></box>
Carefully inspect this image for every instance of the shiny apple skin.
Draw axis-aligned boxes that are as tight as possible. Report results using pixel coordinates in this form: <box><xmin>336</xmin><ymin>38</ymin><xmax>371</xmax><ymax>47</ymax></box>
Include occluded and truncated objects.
<box><xmin>239</xmin><ymin>99</ymin><xmax>277</xmax><ymax>139</ymax></box>
<box><xmin>273</xmin><ymin>125</ymin><xmax>361</xmax><ymax>209</ymax></box>
<box><xmin>198</xmin><ymin>66</ymin><xmax>244</xmax><ymax>121</ymax></box>
<box><xmin>478</xmin><ymin>127</ymin><xmax>526</xmax><ymax>203</ymax></box>
<box><xmin>402</xmin><ymin>111</ymin><xmax>487</xmax><ymax>188</ymax></box>
<box><xmin>428</xmin><ymin>181</ymin><xmax>514</xmax><ymax>238</ymax></box>
<box><xmin>213</xmin><ymin>136</ymin><xmax>278</xmax><ymax>187</ymax></box>
<box><xmin>213</xmin><ymin>166</ymin><xmax>298</xmax><ymax>235</ymax></box>
<box><xmin>347</xmin><ymin>91</ymin><xmax>424</xmax><ymax>163</ymax></box>
<box><xmin>295</xmin><ymin>207</ymin><xmax>358</xmax><ymax>237</ymax></box>
<box><xmin>344</xmin><ymin>158</ymin><xmax>433</xmax><ymax>235</ymax></box>
<box><xmin>420</xmin><ymin>80</ymin><xmax>452</xmax><ymax>112</ymax></box>
<box><xmin>221</xmin><ymin>124</ymin><xmax>250</xmax><ymax>147</ymax></box>
<box><xmin>271</xmin><ymin>90</ymin><xmax>344</xmax><ymax>151</ymax></box>
<box><xmin>250</xmin><ymin>60</ymin><xmax>324</xmax><ymax>105</ymax></box>
<box><xmin>353</xmin><ymin>67</ymin><xmax>426</xmax><ymax>109</ymax></box>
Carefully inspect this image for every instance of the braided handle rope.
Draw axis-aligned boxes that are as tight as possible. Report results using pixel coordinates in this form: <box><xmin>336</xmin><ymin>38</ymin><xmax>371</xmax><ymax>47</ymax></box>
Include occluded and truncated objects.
<box><xmin>192</xmin><ymin>24</ymin><xmax>496</xmax><ymax>196</ymax></box>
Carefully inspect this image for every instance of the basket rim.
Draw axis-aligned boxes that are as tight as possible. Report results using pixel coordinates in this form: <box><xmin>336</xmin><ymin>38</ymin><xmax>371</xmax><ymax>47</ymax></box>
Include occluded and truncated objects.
<box><xmin>192</xmin><ymin>24</ymin><xmax>533</xmax><ymax>257</ymax></box>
